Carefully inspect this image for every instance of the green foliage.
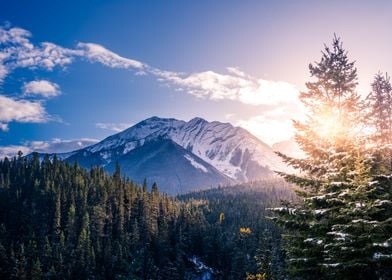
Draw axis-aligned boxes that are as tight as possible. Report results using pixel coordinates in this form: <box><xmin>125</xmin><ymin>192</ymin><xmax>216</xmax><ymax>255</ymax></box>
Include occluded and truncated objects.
<box><xmin>0</xmin><ymin>155</ymin><xmax>292</xmax><ymax>279</ymax></box>
<box><xmin>179</xmin><ymin>179</ymin><xmax>294</xmax><ymax>279</ymax></box>
<box><xmin>0</xmin><ymin>155</ymin><xmax>204</xmax><ymax>279</ymax></box>
<box><xmin>272</xmin><ymin>36</ymin><xmax>392</xmax><ymax>280</ymax></box>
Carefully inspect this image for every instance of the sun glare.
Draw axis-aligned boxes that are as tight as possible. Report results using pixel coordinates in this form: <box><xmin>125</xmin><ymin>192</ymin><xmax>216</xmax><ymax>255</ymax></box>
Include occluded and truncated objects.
<box><xmin>316</xmin><ymin>111</ymin><xmax>345</xmax><ymax>140</ymax></box>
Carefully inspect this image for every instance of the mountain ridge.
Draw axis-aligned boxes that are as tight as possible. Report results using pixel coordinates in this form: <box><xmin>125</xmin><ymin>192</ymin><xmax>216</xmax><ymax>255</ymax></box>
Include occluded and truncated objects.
<box><xmin>38</xmin><ymin>116</ymin><xmax>289</xmax><ymax>193</ymax></box>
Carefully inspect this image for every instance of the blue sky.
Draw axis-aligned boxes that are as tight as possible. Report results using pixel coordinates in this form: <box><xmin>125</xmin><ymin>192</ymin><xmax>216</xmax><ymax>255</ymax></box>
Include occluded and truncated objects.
<box><xmin>1</xmin><ymin>0</ymin><xmax>392</xmax><ymax>156</ymax></box>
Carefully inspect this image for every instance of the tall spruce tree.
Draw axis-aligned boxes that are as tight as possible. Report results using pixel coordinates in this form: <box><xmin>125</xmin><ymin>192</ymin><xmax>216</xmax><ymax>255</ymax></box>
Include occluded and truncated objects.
<box><xmin>272</xmin><ymin>36</ymin><xmax>392</xmax><ymax>279</ymax></box>
<box><xmin>361</xmin><ymin>73</ymin><xmax>392</xmax><ymax>279</ymax></box>
<box><xmin>366</xmin><ymin>73</ymin><xmax>392</xmax><ymax>172</ymax></box>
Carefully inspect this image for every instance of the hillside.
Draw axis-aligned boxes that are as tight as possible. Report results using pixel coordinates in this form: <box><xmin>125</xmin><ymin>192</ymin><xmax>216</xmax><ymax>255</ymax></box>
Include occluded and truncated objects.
<box><xmin>0</xmin><ymin>155</ymin><xmax>291</xmax><ymax>279</ymax></box>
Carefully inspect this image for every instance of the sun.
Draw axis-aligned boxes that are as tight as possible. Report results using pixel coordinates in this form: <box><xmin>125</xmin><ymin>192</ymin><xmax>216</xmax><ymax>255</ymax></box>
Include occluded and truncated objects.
<box><xmin>315</xmin><ymin>110</ymin><xmax>345</xmax><ymax>140</ymax></box>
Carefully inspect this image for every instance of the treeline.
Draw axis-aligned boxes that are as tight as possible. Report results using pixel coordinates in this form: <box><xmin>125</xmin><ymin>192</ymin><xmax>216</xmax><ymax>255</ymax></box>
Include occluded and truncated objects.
<box><xmin>179</xmin><ymin>179</ymin><xmax>296</xmax><ymax>279</ymax></box>
<box><xmin>272</xmin><ymin>36</ymin><xmax>392</xmax><ymax>280</ymax></box>
<box><xmin>0</xmin><ymin>154</ymin><xmax>209</xmax><ymax>279</ymax></box>
<box><xmin>0</xmin><ymin>154</ymin><xmax>293</xmax><ymax>279</ymax></box>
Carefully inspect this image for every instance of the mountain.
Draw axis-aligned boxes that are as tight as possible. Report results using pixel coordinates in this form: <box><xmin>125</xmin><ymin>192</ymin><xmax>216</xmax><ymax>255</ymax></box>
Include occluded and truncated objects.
<box><xmin>272</xmin><ymin>138</ymin><xmax>305</xmax><ymax>159</ymax></box>
<box><xmin>68</xmin><ymin>137</ymin><xmax>233</xmax><ymax>194</ymax></box>
<box><xmin>46</xmin><ymin>117</ymin><xmax>288</xmax><ymax>193</ymax></box>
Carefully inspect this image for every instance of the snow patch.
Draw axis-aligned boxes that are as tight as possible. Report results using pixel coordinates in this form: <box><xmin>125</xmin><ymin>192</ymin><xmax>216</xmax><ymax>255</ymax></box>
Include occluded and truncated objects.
<box><xmin>314</xmin><ymin>209</ymin><xmax>329</xmax><ymax>215</ymax></box>
<box><xmin>184</xmin><ymin>154</ymin><xmax>208</xmax><ymax>173</ymax></box>
<box><xmin>373</xmin><ymin>252</ymin><xmax>392</xmax><ymax>259</ymax></box>
<box><xmin>123</xmin><ymin>141</ymin><xmax>137</xmax><ymax>154</ymax></box>
<box><xmin>304</xmin><ymin>238</ymin><xmax>323</xmax><ymax>245</ymax></box>
<box><xmin>327</xmin><ymin>231</ymin><xmax>350</xmax><ymax>241</ymax></box>
<box><xmin>374</xmin><ymin>200</ymin><xmax>392</xmax><ymax>206</ymax></box>
<box><xmin>322</xmin><ymin>263</ymin><xmax>340</xmax><ymax>267</ymax></box>
<box><xmin>373</xmin><ymin>241</ymin><xmax>391</xmax><ymax>248</ymax></box>
<box><xmin>289</xmin><ymin>258</ymin><xmax>309</xmax><ymax>262</ymax></box>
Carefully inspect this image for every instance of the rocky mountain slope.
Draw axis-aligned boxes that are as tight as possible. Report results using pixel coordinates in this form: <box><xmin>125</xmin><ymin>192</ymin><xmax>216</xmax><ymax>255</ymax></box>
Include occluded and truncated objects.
<box><xmin>45</xmin><ymin>117</ymin><xmax>289</xmax><ymax>193</ymax></box>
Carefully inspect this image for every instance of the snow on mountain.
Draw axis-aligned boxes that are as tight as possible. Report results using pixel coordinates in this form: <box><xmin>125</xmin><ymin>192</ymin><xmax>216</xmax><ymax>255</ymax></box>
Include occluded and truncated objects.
<box><xmin>42</xmin><ymin>117</ymin><xmax>289</xmax><ymax>194</ymax></box>
<box><xmin>184</xmin><ymin>154</ymin><xmax>208</xmax><ymax>173</ymax></box>
<box><xmin>100</xmin><ymin>138</ymin><xmax>233</xmax><ymax>194</ymax></box>
<box><xmin>79</xmin><ymin>117</ymin><xmax>287</xmax><ymax>180</ymax></box>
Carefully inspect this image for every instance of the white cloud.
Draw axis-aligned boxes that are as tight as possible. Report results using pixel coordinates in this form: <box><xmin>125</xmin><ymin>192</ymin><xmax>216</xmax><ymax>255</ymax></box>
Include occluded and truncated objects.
<box><xmin>1</xmin><ymin>24</ymin><xmax>300</xmax><ymax>108</ymax></box>
<box><xmin>96</xmin><ymin>122</ymin><xmax>133</xmax><ymax>132</ymax></box>
<box><xmin>0</xmin><ymin>64</ymin><xmax>7</xmax><ymax>83</ymax></box>
<box><xmin>0</xmin><ymin>27</ymin><xmax>33</xmax><ymax>48</ymax></box>
<box><xmin>0</xmin><ymin>25</ymin><xmax>75</xmax><ymax>130</ymax></box>
<box><xmin>0</xmin><ymin>123</ymin><xmax>8</xmax><ymax>131</ymax></box>
<box><xmin>23</xmin><ymin>80</ymin><xmax>60</xmax><ymax>97</ymax></box>
<box><xmin>0</xmin><ymin>138</ymin><xmax>99</xmax><ymax>159</ymax></box>
<box><xmin>1</xmin><ymin>24</ymin><xmax>304</xmax><ymax>137</ymax></box>
<box><xmin>0</xmin><ymin>94</ymin><xmax>48</xmax><ymax>130</ymax></box>
<box><xmin>77</xmin><ymin>42</ymin><xmax>145</xmax><ymax>70</ymax></box>
<box><xmin>237</xmin><ymin>115</ymin><xmax>295</xmax><ymax>146</ymax></box>
<box><xmin>224</xmin><ymin>113</ymin><xmax>235</xmax><ymax>119</ymax></box>
<box><xmin>75</xmin><ymin>40</ymin><xmax>300</xmax><ymax>108</ymax></box>
<box><xmin>27</xmin><ymin>138</ymin><xmax>99</xmax><ymax>153</ymax></box>
<box><xmin>0</xmin><ymin>145</ymin><xmax>31</xmax><ymax>159</ymax></box>
<box><xmin>226</xmin><ymin>67</ymin><xmax>249</xmax><ymax>78</ymax></box>
<box><xmin>272</xmin><ymin>138</ymin><xmax>305</xmax><ymax>159</ymax></box>
<box><xmin>153</xmin><ymin>68</ymin><xmax>300</xmax><ymax>106</ymax></box>
<box><xmin>235</xmin><ymin>103</ymin><xmax>306</xmax><ymax>145</ymax></box>
<box><xmin>0</xmin><ymin>26</ymin><xmax>82</xmax><ymax>83</ymax></box>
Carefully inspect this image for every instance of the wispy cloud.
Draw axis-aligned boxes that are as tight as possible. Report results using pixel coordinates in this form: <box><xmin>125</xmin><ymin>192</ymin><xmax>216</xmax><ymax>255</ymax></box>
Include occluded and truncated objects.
<box><xmin>235</xmin><ymin>103</ymin><xmax>306</xmax><ymax>145</ymax></box>
<box><xmin>96</xmin><ymin>122</ymin><xmax>133</xmax><ymax>132</ymax></box>
<box><xmin>0</xmin><ymin>27</ymin><xmax>81</xmax><ymax>79</ymax></box>
<box><xmin>0</xmin><ymin>145</ymin><xmax>32</xmax><ymax>159</ymax></box>
<box><xmin>77</xmin><ymin>43</ymin><xmax>145</xmax><ymax>70</ymax></box>
<box><xmin>23</xmin><ymin>80</ymin><xmax>60</xmax><ymax>97</ymax></box>
<box><xmin>0</xmin><ymin>138</ymin><xmax>99</xmax><ymax>158</ymax></box>
<box><xmin>0</xmin><ymin>26</ymin><xmax>76</xmax><ymax>129</ymax></box>
<box><xmin>0</xmin><ymin>94</ymin><xmax>48</xmax><ymax>131</ymax></box>
<box><xmin>73</xmin><ymin>43</ymin><xmax>300</xmax><ymax>107</ymax></box>
<box><xmin>27</xmin><ymin>138</ymin><xmax>99</xmax><ymax>153</ymax></box>
<box><xmin>1</xmin><ymin>24</ymin><xmax>302</xmax><ymax>137</ymax></box>
<box><xmin>0</xmin><ymin>64</ymin><xmax>7</xmax><ymax>82</ymax></box>
<box><xmin>1</xmin><ymin>24</ymin><xmax>300</xmax><ymax>107</ymax></box>
<box><xmin>153</xmin><ymin>68</ymin><xmax>300</xmax><ymax>106</ymax></box>
<box><xmin>1</xmin><ymin>23</ymin><xmax>301</xmax><ymax>105</ymax></box>
<box><xmin>236</xmin><ymin>115</ymin><xmax>295</xmax><ymax>146</ymax></box>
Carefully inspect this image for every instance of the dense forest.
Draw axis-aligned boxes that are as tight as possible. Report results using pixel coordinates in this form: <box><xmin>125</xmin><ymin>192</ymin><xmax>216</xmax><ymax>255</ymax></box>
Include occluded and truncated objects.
<box><xmin>0</xmin><ymin>154</ymin><xmax>294</xmax><ymax>279</ymax></box>
<box><xmin>178</xmin><ymin>180</ymin><xmax>297</xmax><ymax>279</ymax></box>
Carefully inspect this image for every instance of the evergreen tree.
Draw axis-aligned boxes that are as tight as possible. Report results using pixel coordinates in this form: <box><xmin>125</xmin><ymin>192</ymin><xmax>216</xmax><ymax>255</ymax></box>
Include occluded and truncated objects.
<box><xmin>272</xmin><ymin>36</ymin><xmax>392</xmax><ymax>279</ymax></box>
<box><xmin>31</xmin><ymin>258</ymin><xmax>42</xmax><ymax>280</ymax></box>
<box><xmin>366</xmin><ymin>72</ymin><xmax>392</xmax><ymax>172</ymax></box>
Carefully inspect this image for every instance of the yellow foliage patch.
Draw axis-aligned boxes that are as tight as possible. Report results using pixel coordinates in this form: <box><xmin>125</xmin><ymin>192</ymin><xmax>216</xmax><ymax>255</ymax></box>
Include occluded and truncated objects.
<box><xmin>246</xmin><ymin>272</ymin><xmax>267</xmax><ymax>280</ymax></box>
<box><xmin>219</xmin><ymin>212</ymin><xmax>224</xmax><ymax>224</ymax></box>
<box><xmin>240</xmin><ymin>227</ymin><xmax>252</xmax><ymax>234</ymax></box>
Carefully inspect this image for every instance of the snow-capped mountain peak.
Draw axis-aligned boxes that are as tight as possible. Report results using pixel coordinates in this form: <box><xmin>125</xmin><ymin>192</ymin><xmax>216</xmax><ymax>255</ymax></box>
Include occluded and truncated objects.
<box><xmin>76</xmin><ymin>117</ymin><xmax>288</xmax><ymax>182</ymax></box>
